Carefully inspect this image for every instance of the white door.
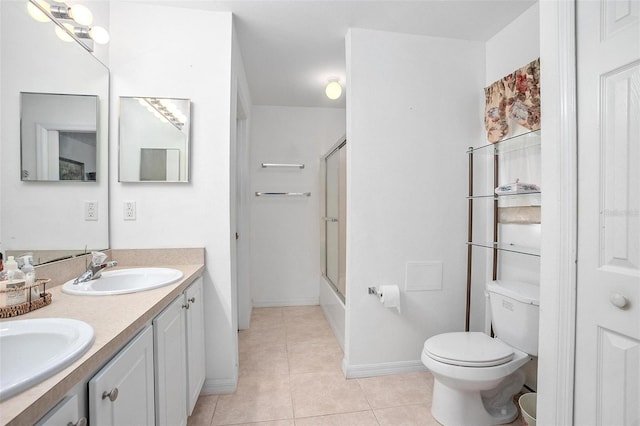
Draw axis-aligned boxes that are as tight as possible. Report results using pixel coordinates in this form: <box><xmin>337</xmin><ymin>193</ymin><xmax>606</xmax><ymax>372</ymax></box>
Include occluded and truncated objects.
<box><xmin>575</xmin><ymin>1</ymin><xmax>640</xmax><ymax>425</ymax></box>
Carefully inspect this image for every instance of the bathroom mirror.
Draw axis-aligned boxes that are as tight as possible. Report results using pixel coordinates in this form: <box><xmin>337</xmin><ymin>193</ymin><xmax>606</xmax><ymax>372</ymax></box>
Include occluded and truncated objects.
<box><xmin>21</xmin><ymin>92</ymin><xmax>98</xmax><ymax>182</ymax></box>
<box><xmin>119</xmin><ymin>97</ymin><xmax>191</xmax><ymax>183</ymax></box>
<box><xmin>0</xmin><ymin>1</ymin><xmax>109</xmax><ymax>265</ymax></box>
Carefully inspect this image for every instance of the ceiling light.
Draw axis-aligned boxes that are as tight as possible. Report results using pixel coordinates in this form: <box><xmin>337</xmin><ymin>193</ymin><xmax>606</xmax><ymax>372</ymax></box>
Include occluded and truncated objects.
<box><xmin>325</xmin><ymin>78</ymin><xmax>342</xmax><ymax>100</ymax></box>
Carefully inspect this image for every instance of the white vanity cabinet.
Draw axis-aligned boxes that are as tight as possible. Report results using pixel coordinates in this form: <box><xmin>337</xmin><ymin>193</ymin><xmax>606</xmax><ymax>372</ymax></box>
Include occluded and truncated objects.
<box><xmin>31</xmin><ymin>276</ymin><xmax>205</xmax><ymax>426</ymax></box>
<box><xmin>88</xmin><ymin>326</ymin><xmax>155</xmax><ymax>426</ymax></box>
<box><xmin>35</xmin><ymin>394</ymin><xmax>86</xmax><ymax>426</ymax></box>
<box><xmin>154</xmin><ymin>277</ymin><xmax>205</xmax><ymax>426</ymax></box>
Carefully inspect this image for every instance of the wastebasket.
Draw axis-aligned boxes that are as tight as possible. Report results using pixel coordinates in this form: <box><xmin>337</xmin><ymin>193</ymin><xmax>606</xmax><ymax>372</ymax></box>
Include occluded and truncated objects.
<box><xmin>518</xmin><ymin>393</ymin><xmax>537</xmax><ymax>426</ymax></box>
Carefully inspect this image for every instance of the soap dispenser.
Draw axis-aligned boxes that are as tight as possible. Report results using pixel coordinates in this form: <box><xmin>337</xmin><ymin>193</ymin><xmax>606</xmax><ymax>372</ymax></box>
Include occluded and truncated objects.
<box><xmin>19</xmin><ymin>254</ymin><xmax>38</xmax><ymax>299</ymax></box>
<box><xmin>1</xmin><ymin>256</ymin><xmax>27</xmax><ymax>306</ymax></box>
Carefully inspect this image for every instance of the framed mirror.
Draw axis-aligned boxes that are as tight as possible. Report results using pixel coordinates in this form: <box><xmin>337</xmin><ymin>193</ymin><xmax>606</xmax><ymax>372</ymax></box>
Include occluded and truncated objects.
<box><xmin>21</xmin><ymin>92</ymin><xmax>98</xmax><ymax>182</ymax></box>
<box><xmin>0</xmin><ymin>1</ymin><xmax>109</xmax><ymax>265</ymax></box>
<box><xmin>119</xmin><ymin>97</ymin><xmax>191</xmax><ymax>183</ymax></box>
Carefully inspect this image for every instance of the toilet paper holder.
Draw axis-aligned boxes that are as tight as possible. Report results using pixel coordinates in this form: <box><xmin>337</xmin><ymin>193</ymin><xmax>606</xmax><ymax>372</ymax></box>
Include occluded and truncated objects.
<box><xmin>368</xmin><ymin>285</ymin><xmax>401</xmax><ymax>314</ymax></box>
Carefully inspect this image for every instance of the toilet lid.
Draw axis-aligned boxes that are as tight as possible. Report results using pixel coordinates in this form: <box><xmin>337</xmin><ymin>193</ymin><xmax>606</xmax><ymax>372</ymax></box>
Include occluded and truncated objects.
<box><xmin>423</xmin><ymin>332</ymin><xmax>514</xmax><ymax>367</ymax></box>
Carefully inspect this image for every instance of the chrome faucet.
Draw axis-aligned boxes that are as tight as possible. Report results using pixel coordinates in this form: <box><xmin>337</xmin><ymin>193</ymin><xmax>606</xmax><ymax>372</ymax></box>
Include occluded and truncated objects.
<box><xmin>73</xmin><ymin>252</ymin><xmax>118</xmax><ymax>284</ymax></box>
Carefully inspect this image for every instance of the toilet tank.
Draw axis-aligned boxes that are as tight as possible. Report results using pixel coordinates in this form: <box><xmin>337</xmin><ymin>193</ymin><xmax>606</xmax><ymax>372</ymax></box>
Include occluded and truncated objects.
<box><xmin>486</xmin><ymin>280</ymin><xmax>540</xmax><ymax>356</ymax></box>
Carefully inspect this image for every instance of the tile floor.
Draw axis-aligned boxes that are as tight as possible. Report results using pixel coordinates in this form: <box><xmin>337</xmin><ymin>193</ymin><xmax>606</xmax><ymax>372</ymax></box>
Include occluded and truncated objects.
<box><xmin>187</xmin><ymin>306</ymin><xmax>524</xmax><ymax>426</ymax></box>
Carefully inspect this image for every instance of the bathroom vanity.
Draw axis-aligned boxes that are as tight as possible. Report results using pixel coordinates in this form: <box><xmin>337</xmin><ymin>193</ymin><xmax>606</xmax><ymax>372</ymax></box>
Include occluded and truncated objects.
<box><xmin>0</xmin><ymin>250</ymin><xmax>205</xmax><ymax>426</ymax></box>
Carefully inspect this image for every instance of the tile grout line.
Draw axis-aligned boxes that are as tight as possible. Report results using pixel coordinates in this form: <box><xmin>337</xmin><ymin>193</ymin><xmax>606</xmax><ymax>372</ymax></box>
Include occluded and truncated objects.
<box><xmin>207</xmin><ymin>397</ymin><xmax>218</xmax><ymax>426</ymax></box>
<box><xmin>285</xmin><ymin>317</ymin><xmax>297</xmax><ymax>422</ymax></box>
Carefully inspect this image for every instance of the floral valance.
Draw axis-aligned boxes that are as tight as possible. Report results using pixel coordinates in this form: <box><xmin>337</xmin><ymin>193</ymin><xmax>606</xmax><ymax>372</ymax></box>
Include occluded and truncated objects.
<box><xmin>484</xmin><ymin>58</ymin><xmax>541</xmax><ymax>143</ymax></box>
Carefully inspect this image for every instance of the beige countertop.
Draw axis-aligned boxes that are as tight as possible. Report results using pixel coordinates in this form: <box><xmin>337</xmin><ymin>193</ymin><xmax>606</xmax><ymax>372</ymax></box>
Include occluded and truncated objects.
<box><xmin>0</xmin><ymin>262</ymin><xmax>205</xmax><ymax>426</ymax></box>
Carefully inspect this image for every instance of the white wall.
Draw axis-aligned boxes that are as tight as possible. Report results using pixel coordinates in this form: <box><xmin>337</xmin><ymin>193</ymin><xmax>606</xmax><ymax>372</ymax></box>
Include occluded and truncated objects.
<box><xmin>109</xmin><ymin>2</ymin><xmax>242</xmax><ymax>393</ymax></box>
<box><xmin>231</xmin><ymin>21</ymin><xmax>254</xmax><ymax>331</ymax></box>
<box><xmin>486</xmin><ymin>3</ymin><xmax>540</xmax><ymax>86</ymax></box>
<box><xmin>345</xmin><ymin>28</ymin><xmax>485</xmax><ymax>377</ymax></box>
<box><xmin>249</xmin><ymin>106</ymin><xmax>345</xmax><ymax>307</ymax></box>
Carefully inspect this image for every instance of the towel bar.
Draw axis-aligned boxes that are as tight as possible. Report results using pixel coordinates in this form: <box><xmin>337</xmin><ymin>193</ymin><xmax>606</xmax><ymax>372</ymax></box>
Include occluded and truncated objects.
<box><xmin>255</xmin><ymin>192</ymin><xmax>311</xmax><ymax>197</ymax></box>
<box><xmin>261</xmin><ymin>163</ymin><xmax>305</xmax><ymax>169</ymax></box>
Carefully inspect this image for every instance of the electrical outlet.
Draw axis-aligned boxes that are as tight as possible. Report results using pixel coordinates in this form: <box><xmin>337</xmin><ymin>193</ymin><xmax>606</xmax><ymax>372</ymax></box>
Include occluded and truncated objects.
<box><xmin>85</xmin><ymin>201</ymin><xmax>98</xmax><ymax>221</ymax></box>
<box><xmin>124</xmin><ymin>201</ymin><xmax>136</xmax><ymax>221</ymax></box>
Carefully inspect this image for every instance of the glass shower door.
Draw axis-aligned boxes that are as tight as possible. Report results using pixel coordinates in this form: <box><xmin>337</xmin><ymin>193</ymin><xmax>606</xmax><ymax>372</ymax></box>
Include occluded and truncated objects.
<box><xmin>324</xmin><ymin>142</ymin><xmax>346</xmax><ymax>299</ymax></box>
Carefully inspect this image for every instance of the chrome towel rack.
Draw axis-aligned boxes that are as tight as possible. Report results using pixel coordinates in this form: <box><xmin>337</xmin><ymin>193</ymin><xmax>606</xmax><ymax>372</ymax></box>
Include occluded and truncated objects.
<box><xmin>255</xmin><ymin>192</ymin><xmax>311</xmax><ymax>197</ymax></box>
<box><xmin>261</xmin><ymin>162</ymin><xmax>305</xmax><ymax>169</ymax></box>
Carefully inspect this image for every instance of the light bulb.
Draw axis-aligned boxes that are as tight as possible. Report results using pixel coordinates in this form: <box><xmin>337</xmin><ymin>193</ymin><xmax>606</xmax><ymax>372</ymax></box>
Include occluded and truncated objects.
<box><xmin>325</xmin><ymin>80</ymin><xmax>342</xmax><ymax>100</ymax></box>
<box><xmin>88</xmin><ymin>26</ymin><xmax>109</xmax><ymax>44</ymax></box>
<box><xmin>68</xmin><ymin>4</ymin><xmax>93</xmax><ymax>26</ymax></box>
<box><xmin>55</xmin><ymin>22</ymin><xmax>75</xmax><ymax>42</ymax></box>
<box><xmin>27</xmin><ymin>0</ymin><xmax>51</xmax><ymax>22</ymax></box>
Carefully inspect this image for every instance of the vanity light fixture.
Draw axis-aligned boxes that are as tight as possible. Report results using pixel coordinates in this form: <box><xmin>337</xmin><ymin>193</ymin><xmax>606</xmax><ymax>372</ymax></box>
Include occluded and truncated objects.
<box><xmin>325</xmin><ymin>78</ymin><xmax>343</xmax><ymax>100</ymax></box>
<box><xmin>141</xmin><ymin>98</ymin><xmax>186</xmax><ymax>131</ymax></box>
<box><xmin>27</xmin><ymin>0</ymin><xmax>50</xmax><ymax>22</ymax></box>
<box><xmin>27</xmin><ymin>0</ymin><xmax>109</xmax><ymax>52</ymax></box>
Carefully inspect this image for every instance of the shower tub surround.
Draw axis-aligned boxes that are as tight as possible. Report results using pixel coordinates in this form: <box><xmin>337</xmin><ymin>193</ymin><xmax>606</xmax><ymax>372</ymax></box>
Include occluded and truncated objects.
<box><xmin>0</xmin><ymin>248</ymin><xmax>205</xmax><ymax>426</ymax></box>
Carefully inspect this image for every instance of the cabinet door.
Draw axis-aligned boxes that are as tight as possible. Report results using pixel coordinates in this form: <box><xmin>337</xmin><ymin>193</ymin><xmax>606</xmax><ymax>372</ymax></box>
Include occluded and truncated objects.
<box><xmin>185</xmin><ymin>277</ymin><xmax>206</xmax><ymax>415</ymax></box>
<box><xmin>36</xmin><ymin>395</ymin><xmax>86</xmax><ymax>426</ymax></box>
<box><xmin>154</xmin><ymin>295</ymin><xmax>187</xmax><ymax>426</ymax></box>
<box><xmin>89</xmin><ymin>326</ymin><xmax>155</xmax><ymax>426</ymax></box>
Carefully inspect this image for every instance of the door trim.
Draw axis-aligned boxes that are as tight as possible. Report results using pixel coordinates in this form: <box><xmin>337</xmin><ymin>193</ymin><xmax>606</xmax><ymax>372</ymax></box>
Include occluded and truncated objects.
<box><xmin>538</xmin><ymin>0</ymin><xmax>578</xmax><ymax>424</ymax></box>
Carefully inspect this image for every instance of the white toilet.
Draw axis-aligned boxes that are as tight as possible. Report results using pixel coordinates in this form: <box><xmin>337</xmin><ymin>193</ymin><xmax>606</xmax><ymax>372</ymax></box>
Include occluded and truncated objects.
<box><xmin>421</xmin><ymin>280</ymin><xmax>539</xmax><ymax>426</ymax></box>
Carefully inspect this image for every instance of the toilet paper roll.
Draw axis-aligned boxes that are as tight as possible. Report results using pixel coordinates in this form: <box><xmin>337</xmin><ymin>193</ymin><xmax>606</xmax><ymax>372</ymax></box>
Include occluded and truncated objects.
<box><xmin>378</xmin><ymin>285</ymin><xmax>401</xmax><ymax>313</ymax></box>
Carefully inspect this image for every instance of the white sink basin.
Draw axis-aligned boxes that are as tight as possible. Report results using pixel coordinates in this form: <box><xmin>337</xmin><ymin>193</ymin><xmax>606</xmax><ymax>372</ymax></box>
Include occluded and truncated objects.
<box><xmin>0</xmin><ymin>318</ymin><xmax>94</xmax><ymax>401</ymax></box>
<box><xmin>61</xmin><ymin>267</ymin><xmax>183</xmax><ymax>296</ymax></box>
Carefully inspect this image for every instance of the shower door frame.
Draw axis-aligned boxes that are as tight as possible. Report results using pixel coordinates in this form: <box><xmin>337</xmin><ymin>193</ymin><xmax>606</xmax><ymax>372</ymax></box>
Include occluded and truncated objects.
<box><xmin>321</xmin><ymin>137</ymin><xmax>347</xmax><ymax>301</ymax></box>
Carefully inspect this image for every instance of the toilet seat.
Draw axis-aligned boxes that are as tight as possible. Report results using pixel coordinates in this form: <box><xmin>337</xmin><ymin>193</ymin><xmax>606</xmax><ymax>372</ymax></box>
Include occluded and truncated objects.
<box><xmin>423</xmin><ymin>332</ymin><xmax>514</xmax><ymax>367</ymax></box>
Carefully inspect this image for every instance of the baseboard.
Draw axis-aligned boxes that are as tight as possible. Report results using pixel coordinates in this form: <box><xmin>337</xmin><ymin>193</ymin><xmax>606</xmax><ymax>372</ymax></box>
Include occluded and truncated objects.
<box><xmin>200</xmin><ymin>377</ymin><xmax>237</xmax><ymax>395</ymax></box>
<box><xmin>343</xmin><ymin>359</ymin><xmax>427</xmax><ymax>379</ymax></box>
<box><xmin>252</xmin><ymin>297</ymin><xmax>319</xmax><ymax>307</ymax></box>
